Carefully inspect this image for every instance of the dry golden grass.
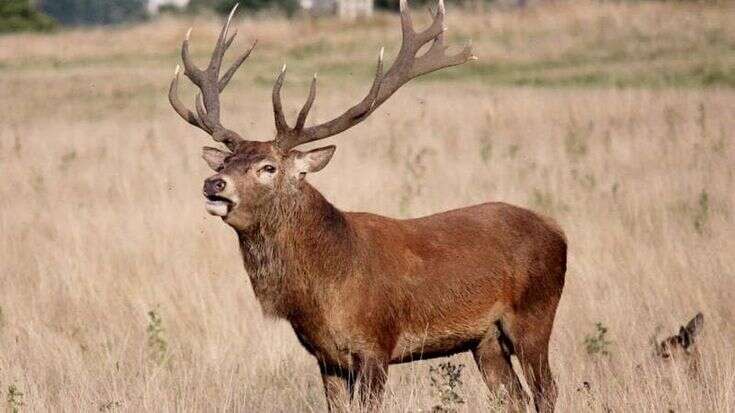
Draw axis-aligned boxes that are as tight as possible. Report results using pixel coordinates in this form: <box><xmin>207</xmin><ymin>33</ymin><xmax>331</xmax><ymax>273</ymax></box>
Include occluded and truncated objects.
<box><xmin>1</xmin><ymin>1</ymin><xmax>734</xmax><ymax>411</ymax></box>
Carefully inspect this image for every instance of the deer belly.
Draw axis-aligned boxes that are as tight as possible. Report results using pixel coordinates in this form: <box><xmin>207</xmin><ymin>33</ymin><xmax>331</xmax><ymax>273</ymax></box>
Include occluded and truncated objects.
<box><xmin>390</xmin><ymin>303</ymin><xmax>505</xmax><ymax>363</ymax></box>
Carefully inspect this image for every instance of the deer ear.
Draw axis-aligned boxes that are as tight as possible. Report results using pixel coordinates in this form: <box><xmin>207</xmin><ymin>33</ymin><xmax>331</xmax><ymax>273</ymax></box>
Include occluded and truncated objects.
<box><xmin>685</xmin><ymin>312</ymin><xmax>704</xmax><ymax>339</ymax></box>
<box><xmin>293</xmin><ymin>145</ymin><xmax>336</xmax><ymax>177</ymax></box>
<box><xmin>202</xmin><ymin>147</ymin><xmax>230</xmax><ymax>171</ymax></box>
<box><xmin>678</xmin><ymin>326</ymin><xmax>691</xmax><ymax>348</ymax></box>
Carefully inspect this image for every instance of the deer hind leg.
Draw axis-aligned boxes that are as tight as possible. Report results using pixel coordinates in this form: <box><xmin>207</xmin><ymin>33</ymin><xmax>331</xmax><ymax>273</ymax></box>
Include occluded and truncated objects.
<box><xmin>504</xmin><ymin>304</ymin><xmax>560</xmax><ymax>413</ymax></box>
<box><xmin>472</xmin><ymin>322</ymin><xmax>528</xmax><ymax>410</ymax></box>
<box><xmin>515</xmin><ymin>337</ymin><xmax>556</xmax><ymax>413</ymax></box>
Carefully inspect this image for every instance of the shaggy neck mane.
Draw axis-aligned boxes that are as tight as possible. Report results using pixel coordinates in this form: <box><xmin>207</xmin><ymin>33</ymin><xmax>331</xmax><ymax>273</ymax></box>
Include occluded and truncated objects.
<box><xmin>236</xmin><ymin>182</ymin><xmax>353</xmax><ymax>319</ymax></box>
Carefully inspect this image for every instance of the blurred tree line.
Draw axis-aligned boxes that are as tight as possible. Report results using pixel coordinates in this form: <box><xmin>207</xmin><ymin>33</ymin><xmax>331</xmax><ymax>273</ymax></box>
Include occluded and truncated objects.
<box><xmin>0</xmin><ymin>0</ymin><xmax>149</xmax><ymax>32</ymax></box>
<box><xmin>41</xmin><ymin>0</ymin><xmax>149</xmax><ymax>25</ymax></box>
<box><xmin>0</xmin><ymin>0</ymin><xmax>505</xmax><ymax>32</ymax></box>
<box><xmin>187</xmin><ymin>0</ymin><xmax>298</xmax><ymax>16</ymax></box>
<box><xmin>0</xmin><ymin>0</ymin><xmax>55</xmax><ymax>32</ymax></box>
<box><xmin>0</xmin><ymin>0</ymin><xmax>297</xmax><ymax>32</ymax></box>
<box><xmin>1</xmin><ymin>0</ymin><xmax>718</xmax><ymax>34</ymax></box>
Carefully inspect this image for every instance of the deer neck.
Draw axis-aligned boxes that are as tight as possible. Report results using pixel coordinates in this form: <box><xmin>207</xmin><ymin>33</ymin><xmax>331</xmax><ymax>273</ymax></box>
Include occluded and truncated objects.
<box><xmin>236</xmin><ymin>183</ymin><xmax>352</xmax><ymax>319</ymax></box>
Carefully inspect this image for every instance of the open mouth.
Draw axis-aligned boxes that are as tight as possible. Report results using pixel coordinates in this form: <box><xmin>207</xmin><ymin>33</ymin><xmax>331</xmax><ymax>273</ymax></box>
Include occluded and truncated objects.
<box><xmin>205</xmin><ymin>195</ymin><xmax>234</xmax><ymax>217</ymax></box>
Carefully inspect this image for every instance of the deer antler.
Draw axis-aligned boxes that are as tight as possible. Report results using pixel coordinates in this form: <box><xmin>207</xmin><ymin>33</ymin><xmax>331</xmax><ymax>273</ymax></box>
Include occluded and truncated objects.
<box><xmin>273</xmin><ymin>0</ymin><xmax>476</xmax><ymax>151</ymax></box>
<box><xmin>169</xmin><ymin>5</ymin><xmax>256</xmax><ymax>151</ymax></box>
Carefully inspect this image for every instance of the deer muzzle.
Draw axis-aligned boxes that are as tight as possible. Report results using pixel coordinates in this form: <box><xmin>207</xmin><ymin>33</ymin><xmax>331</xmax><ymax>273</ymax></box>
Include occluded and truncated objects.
<box><xmin>203</xmin><ymin>177</ymin><xmax>234</xmax><ymax>217</ymax></box>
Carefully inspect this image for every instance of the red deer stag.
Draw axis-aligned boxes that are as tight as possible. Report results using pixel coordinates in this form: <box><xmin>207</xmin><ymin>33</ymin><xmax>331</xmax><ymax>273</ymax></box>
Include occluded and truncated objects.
<box><xmin>168</xmin><ymin>2</ymin><xmax>567</xmax><ymax>411</ymax></box>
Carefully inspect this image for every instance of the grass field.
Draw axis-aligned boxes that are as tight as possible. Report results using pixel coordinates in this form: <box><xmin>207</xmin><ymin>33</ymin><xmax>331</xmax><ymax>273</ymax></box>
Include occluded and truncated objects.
<box><xmin>1</xmin><ymin>1</ymin><xmax>734</xmax><ymax>411</ymax></box>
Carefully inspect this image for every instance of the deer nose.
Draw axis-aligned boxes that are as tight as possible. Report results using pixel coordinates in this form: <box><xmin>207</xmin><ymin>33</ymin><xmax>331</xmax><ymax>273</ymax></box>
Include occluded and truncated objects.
<box><xmin>203</xmin><ymin>178</ymin><xmax>227</xmax><ymax>196</ymax></box>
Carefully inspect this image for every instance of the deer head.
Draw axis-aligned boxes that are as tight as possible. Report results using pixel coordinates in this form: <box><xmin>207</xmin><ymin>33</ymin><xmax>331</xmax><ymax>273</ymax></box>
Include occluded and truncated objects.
<box><xmin>168</xmin><ymin>1</ymin><xmax>475</xmax><ymax>230</ymax></box>
<box><xmin>656</xmin><ymin>313</ymin><xmax>704</xmax><ymax>361</ymax></box>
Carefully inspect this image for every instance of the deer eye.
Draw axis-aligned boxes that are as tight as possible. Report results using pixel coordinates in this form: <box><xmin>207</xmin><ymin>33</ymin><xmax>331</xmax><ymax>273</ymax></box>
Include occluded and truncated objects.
<box><xmin>260</xmin><ymin>165</ymin><xmax>277</xmax><ymax>174</ymax></box>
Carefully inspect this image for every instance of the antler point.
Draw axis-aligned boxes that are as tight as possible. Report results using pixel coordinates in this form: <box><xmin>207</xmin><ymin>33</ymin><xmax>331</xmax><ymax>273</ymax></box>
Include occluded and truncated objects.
<box><xmin>186</xmin><ymin>27</ymin><xmax>192</xmax><ymax>40</ymax></box>
<box><xmin>379</xmin><ymin>46</ymin><xmax>385</xmax><ymax>61</ymax></box>
<box><xmin>226</xmin><ymin>3</ymin><xmax>239</xmax><ymax>29</ymax></box>
<box><xmin>281</xmin><ymin>63</ymin><xmax>287</xmax><ymax>73</ymax></box>
<box><xmin>174</xmin><ymin>64</ymin><xmax>181</xmax><ymax>75</ymax></box>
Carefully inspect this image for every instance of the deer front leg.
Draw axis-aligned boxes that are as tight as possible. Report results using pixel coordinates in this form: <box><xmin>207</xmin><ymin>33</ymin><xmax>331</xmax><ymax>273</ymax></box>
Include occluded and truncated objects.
<box><xmin>320</xmin><ymin>363</ymin><xmax>354</xmax><ymax>413</ymax></box>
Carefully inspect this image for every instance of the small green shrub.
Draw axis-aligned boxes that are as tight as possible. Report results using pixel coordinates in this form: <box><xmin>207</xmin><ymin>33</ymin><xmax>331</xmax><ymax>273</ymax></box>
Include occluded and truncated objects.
<box><xmin>693</xmin><ymin>190</ymin><xmax>709</xmax><ymax>235</ymax></box>
<box><xmin>532</xmin><ymin>188</ymin><xmax>554</xmax><ymax>212</ymax></box>
<box><xmin>429</xmin><ymin>361</ymin><xmax>465</xmax><ymax>412</ymax></box>
<box><xmin>571</xmin><ymin>168</ymin><xmax>596</xmax><ymax>191</ymax></box>
<box><xmin>98</xmin><ymin>400</ymin><xmax>123</xmax><ymax>411</ymax></box>
<box><xmin>7</xmin><ymin>384</ymin><xmax>24</xmax><ymax>413</ymax></box>
<box><xmin>146</xmin><ymin>307</ymin><xmax>169</xmax><ymax>365</ymax></box>
<box><xmin>530</xmin><ymin>188</ymin><xmax>569</xmax><ymax>215</ymax></box>
<box><xmin>564</xmin><ymin>117</ymin><xmax>589</xmax><ymax>162</ymax></box>
<box><xmin>60</xmin><ymin>150</ymin><xmax>78</xmax><ymax>172</ymax></box>
<box><xmin>584</xmin><ymin>322</ymin><xmax>612</xmax><ymax>356</ymax></box>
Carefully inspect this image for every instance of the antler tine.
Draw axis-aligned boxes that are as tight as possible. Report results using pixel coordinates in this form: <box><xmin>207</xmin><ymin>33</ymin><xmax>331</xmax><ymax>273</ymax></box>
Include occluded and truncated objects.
<box><xmin>274</xmin><ymin>47</ymin><xmax>385</xmax><ymax>150</ymax></box>
<box><xmin>168</xmin><ymin>4</ymin><xmax>252</xmax><ymax>151</ymax></box>
<box><xmin>408</xmin><ymin>1</ymin><xmax>475</xmax><ymax>78</ymax></box>
<box><xmin>272</xmin><ymin>68</ymin><xmax>324</xmax><ymax>143</ymax></box>
<box><xmin>220</xmin><ymin>39</ymin><xmax>257</xmax><ymax>92</ymax></box>
<box><xmin>180</xmin><ymin>27</ymin><xmax>200</xmax><ymax>80</ymax></box>
<box><xmin>274</xmin><ymin>0</ymin><xmax>475</xmax><ymax>151</ymax></box>
<box><xmin>169</xmin><ymin>65</ymin><xmax>208</xmax><ymax>130</ymax></box>
<box><xmin>413</xmin><ymin>0</ymin><xmax>444</xmax><ymax>45</ymax></box>
<box><xmin>272</xmin><ymin>64</ymin><xmax>290</xmax><ymax>136</ymax></box>
<box><xmin>399</xmin><ymin>0</ymin><xmax>414</xmax><ymax>42</ymax></box>
<box><xmin>294</xmin><ymin>74</ymin><xmax>318</xmax><ymax>132</ymax></box>
<box><xmin>195</xmin><ymin>93</ymin><xmax>209</xmax><ymax>128</ymax></box>
<box><xmin>207</xmin><ymin>3</ymin><xmax>238</xmax><ymax>76</ymax></box>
